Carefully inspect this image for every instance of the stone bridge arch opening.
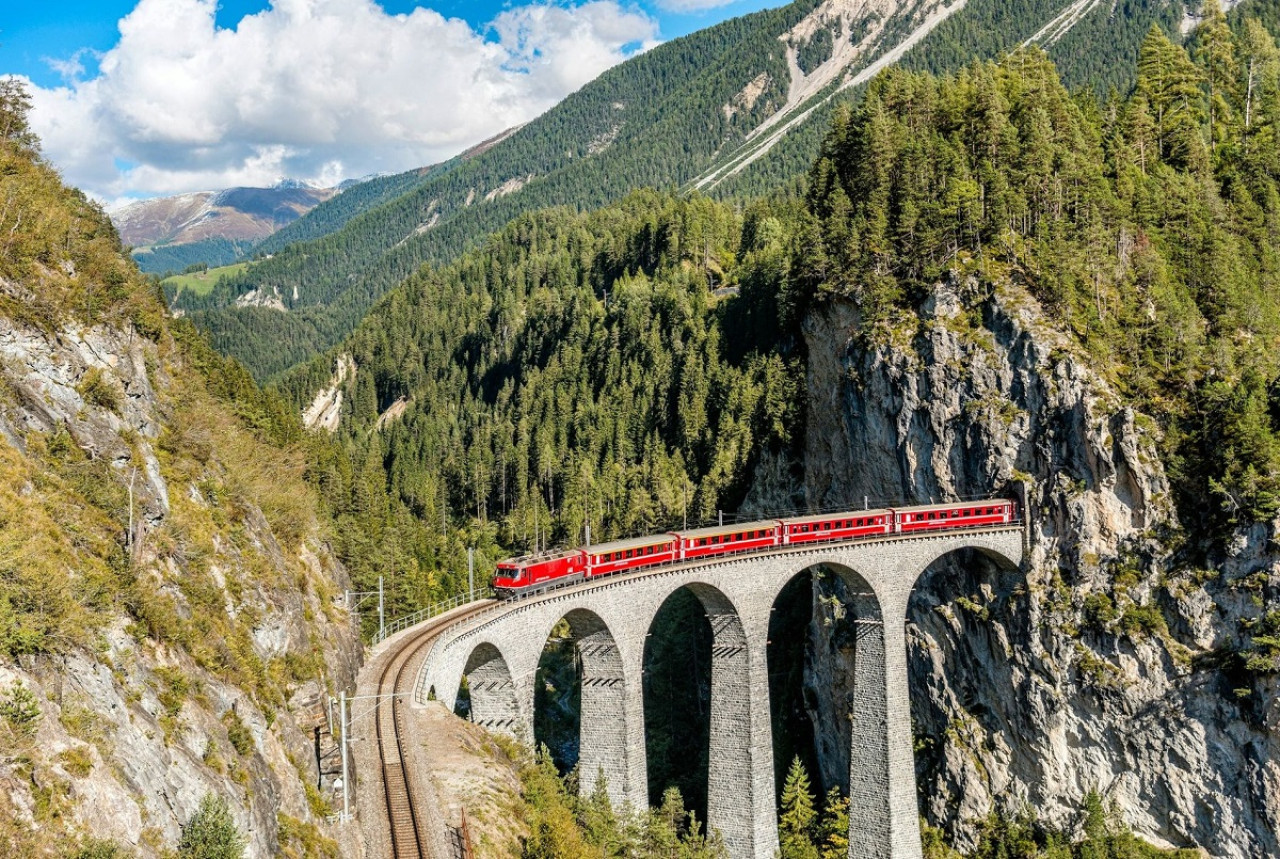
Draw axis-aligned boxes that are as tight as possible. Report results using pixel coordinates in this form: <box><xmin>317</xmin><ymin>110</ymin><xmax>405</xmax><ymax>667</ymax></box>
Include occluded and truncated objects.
<box><xmin>456</xmin><ymin>642</ymin><xmax>520</xmax><ymax>735</ymax></box>
<box><xmin>643</xmin><ymin>585</ymin><xmax>716</xmax><ymax>820</ymax></box>
<box><xmin>533</xmin><ymin>608</ymin><xmax>629</xmax><ymax>804</ymax></box>
<box><xmin>768</xmin><ymin>563</ymin><xmax>887</xmax><ymax>834</ymax></box>
<box><xmin>643</xmin><ymin>582</ymin><xmax>753</xmax><ymax>831</ymax></box>
<box><xmin>906</xmin><ymin>544</ymin><xmax>1026</xmax><ymax>833</ymax></box>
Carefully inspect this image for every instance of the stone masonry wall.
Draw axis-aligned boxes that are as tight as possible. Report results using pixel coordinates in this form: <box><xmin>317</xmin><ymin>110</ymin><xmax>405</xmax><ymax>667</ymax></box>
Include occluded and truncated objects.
<box><xmin>414</xmin><ymin>529</ymin><xmax>1024</xmax><ymax>859</ymax></box>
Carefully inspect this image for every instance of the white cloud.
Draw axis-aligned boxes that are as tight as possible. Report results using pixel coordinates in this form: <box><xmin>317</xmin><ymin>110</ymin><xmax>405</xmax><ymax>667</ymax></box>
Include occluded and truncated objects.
<box><xmin>27</xmin><ymin>0</ymin><xmax>658</xmax><ymax>200</ymax></box>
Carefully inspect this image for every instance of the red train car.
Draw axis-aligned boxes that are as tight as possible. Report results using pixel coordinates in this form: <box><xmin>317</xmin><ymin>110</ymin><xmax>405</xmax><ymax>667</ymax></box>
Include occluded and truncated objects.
<box><xmin>779</xmin><ymin>511</ymin><xmax>891</xmax><ymax>546</ymax></box>
<box><xmin>673</xmin><ymin>520</ymin><xmax>779</xmax><ymax>561</ymax></box>
<box><xmin>490</xmin><ymin>499</ymin><xmax>1018</xmax><ymax>597</ymax></box>
<box><xmin>893</xmin><ymin>500</ymin><xmax>1014</xmax><ymax>533</ymax></box>
<box><xmin>492</xmin><ymin>550</ymin><xmax>586</xmax><ymax>597</ymax></box>
<box><xmin>585</xmin><ymin>535</ymin><xmax>678</xmax><ymax>578</ymax></box>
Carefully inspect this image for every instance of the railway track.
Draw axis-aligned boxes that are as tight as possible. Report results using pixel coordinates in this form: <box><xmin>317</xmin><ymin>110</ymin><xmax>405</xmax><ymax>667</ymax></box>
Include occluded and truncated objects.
<box><xmin>373</xmin><ymin>602</ymin><xmax>493</xmax><ymax>859</ymax></box>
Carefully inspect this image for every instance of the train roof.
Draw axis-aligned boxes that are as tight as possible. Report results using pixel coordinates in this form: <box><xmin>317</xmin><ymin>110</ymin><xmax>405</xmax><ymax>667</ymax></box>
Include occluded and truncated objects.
<box><xmin>496</xmin><ymin>548</ymin><xmax>581</xmax><ymax>567</ymax></box>
<box><xmin>780</xmin><ymin>509</ymin><xmax>891</xmax><ymax>525</ymax></box>
<box><xmin>586</xmin><ymin>533</ymin><xmax>677</xmax><ymax>555</ymax></box>
<box><xmin>891</xmin><ymin>500</ymin><xmax>1011</xmax><ymax>514</ymax></box>
<box><xmin>674</xmin><ymin>519</ymin><xmax>780</xmax><ymax>540</ymax></box>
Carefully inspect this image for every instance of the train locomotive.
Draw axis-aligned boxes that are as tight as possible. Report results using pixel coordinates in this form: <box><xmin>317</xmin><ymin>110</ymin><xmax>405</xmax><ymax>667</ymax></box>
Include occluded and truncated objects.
<box><xmin>492</xmin><ymin>499</ymin><xmax>1016</xmax><ymax>598</ymax></box>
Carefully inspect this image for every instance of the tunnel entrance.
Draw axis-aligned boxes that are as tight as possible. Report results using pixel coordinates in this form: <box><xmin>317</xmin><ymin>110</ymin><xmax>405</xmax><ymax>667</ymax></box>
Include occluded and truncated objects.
<box><xmin>643</xmin><ymin>586</ymin><xmax>714</xmax><ymax>820</ymax></box>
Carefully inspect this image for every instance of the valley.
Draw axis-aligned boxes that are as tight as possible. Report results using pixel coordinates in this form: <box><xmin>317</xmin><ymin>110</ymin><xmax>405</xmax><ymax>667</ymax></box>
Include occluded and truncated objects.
<box><xmin>2</xmin><ymin>1</ymin><xmax>1279</xmax><ymax>858</ymax></box>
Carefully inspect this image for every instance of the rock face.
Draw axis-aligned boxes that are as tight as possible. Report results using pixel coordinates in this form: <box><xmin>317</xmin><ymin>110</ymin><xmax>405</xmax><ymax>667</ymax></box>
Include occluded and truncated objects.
<box><xmin>303</xmin><ymin>354</ymin><xmax>355</xmax><ymax>432</ymax></box>
<box><xmin>796</xmin><ymin>276</ymin><xmax>1279</xmax><ymax>856</ymax></box>
<box><xmin>0</xmin><ymin>310</ymin><xmax>363</xmax><ymax>857</ymax></box>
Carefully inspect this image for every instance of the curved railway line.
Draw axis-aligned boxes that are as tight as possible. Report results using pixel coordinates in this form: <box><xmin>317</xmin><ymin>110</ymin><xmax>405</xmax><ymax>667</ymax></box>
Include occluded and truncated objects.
<box><xmin>365</xmin><ymin>503</ymin><xmax>1024</xmax><ymax>858</ymax></box>
<box><xmin>372</xmin><ymin>601</ymin><xmax>493</xmax><ymax>859</ymax></box>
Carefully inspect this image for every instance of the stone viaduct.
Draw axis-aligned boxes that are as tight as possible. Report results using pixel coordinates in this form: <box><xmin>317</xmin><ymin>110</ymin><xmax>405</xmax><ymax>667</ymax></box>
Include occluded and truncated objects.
<box><xmin>414</xmin><ymin>527</ymin><xmax>1024</xmax><ymax>859</ymax></box>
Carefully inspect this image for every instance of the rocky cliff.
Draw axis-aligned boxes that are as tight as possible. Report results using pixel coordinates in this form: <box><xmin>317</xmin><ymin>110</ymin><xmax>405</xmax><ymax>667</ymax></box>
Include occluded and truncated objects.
<box><xmin>0</xmin><ymin>110</ymin><xmax>363</xmax><ymax>857</ymax></box>
<box><xmin>0</xmin><ymin>302</ymin><xmax>364</xmax><ymax>857</ymax></box>
<box><xmin>796</xmin><ymin>275</ymin><xmax>1279</xmax><ymax>856</ymax></box>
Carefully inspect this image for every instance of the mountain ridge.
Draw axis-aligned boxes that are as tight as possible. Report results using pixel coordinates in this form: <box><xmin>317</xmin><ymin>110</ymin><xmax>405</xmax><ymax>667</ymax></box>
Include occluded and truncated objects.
<box><xmin>115</xmin><ymin>182</ymin><xmax>340</xmax><ymax>275</ymax></box>
<box><xmin>176</xmin><ymin>0</ymin><xmax>1263</xmax><ymax>383</ymax></box>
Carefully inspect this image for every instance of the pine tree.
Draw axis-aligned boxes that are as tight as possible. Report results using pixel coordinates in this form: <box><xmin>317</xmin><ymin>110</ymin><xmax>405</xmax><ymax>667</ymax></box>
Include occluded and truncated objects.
<box><xmin>1238</xmin><ymin>19</ymin><xmax>1280</xmax><ymax>135</ymax></box>
<box><xmin>778</xmin><ymin>757</ymin><xmax>819</xmax><ymax>859</ymax></box>
<box><xmin>1077</xmin><ymin>789</ymin><xmax>1109</xmax><ymax>859</ymax></box>
<box><xmin>1138</xmin><ymin>25</ymin><xmax>1206</xmax><ymax>166</ymax></box>
<box><xmin>0</xmin><ymin>77</ymin><xmax>38</xmax><ymax>155</ymax></box>
<box><xmin>816</xmin><ymin>786</ymin><xmax>849</xmax><ymax>859</ymax></box>
<box><xmin>1194</xmin><ymin>0</ymin><xmax>1239</xmax><ymax>146</ymax></box>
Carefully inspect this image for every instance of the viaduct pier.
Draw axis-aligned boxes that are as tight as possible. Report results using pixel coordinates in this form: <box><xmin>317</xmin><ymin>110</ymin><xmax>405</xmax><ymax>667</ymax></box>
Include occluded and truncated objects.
<box><xmin>407</xmin><ymin>526</ymin><xmax>1024</xmax><ymax>859</ymax></box>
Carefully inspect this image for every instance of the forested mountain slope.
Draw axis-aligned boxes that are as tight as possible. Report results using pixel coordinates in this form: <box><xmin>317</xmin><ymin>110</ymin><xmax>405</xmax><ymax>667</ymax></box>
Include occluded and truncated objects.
<box><xmin>0</xmin><ymin>83</ymin><xmax>365</xmax><ymax>857</ymax></box>
<box><xmin>288</xmin><ymin>7</ymin><xmax>1280</xmax><ymax>852</ymax></box>
<box><xmin>179</xmin><ymin>0</ymin><xmax>1260</xmax><ymax>383</ymax></box>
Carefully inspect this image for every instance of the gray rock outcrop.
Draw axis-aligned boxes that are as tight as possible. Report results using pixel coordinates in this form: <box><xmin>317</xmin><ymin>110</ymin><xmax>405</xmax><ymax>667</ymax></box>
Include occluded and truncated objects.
<box><xmin>796</xmin><ymin>276</ymin><xmax>1279</xmax><ymax>857</ymax></box>
<box><xmin>0</xmin><ymin>313</ymin><xmax>363</xmax><ymax>857</ymax></box>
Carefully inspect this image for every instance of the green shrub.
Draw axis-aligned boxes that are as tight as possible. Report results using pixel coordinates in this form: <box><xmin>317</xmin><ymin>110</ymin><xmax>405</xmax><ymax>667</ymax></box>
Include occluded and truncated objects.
<box><xmin>1242</xmin><ymin>611</ymin><xmax>1280</xmax><ymax>674</ymax></box>
<box><xmin>222</xmin><ymin>708</ymin><xmax>253</xmax><ymax>756</ymax></box>
<box><xmin>77</xmin><ymin>367</ymin><xmax>121</xmax><ymax>412</ymax></box>
<box><xmin>277</xmin><ymin>814</ymin><xmax>340</xmax><ymax>859</ymax></box>
<box><xmin>58</xmin><ymin>746</ymin><xmax>94</xmax><ymax>777</ymax></box>
<box><xmin>1083</xmin><ymin>592</ymin><xmax>1118</xmax><ymax>628</ymax></box>
<box><xmin>0</xmin><ymin>681</ymin><xmax>41</xmax><ymax>736</ymax></box>
<box><xmin>73</xmin><ymin>838</ymin><xmax>131</xmax><ymax>858</ymax></box>
<box><xmin>1119</xmin><ymin>604</ymin><xmax>1168</xmax><ymax>639</ymax></box>
<box><xmin>178</xmin><ymin>793</ymin><xmax>245</xmax><ymax>859</ymax></box>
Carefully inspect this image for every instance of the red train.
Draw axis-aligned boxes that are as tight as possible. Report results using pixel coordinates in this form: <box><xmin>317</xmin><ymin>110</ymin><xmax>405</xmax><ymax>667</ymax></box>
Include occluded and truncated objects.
<box><xmin>492</xmin><ymin>499</ymin><xmax>1017</xmax><ymax>597</ymax></box>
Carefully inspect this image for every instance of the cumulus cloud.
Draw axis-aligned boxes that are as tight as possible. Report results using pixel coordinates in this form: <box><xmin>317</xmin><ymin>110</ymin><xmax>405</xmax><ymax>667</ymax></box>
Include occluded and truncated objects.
<box><xmin>26</xmin><ymin>0</ymin><xmax>658</xmax><ymax>201</ymax></box>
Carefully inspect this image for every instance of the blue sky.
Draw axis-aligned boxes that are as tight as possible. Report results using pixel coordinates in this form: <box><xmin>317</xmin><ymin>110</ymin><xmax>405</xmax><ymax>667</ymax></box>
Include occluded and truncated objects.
<box><xmin>4</xmin><ymin>2</ymin><xmax>787</xmax><ymax>88</ymax></box>
<box><xmin>3</xmin><ymin>2</ymin><xmax>789</xmax><ymax>204</ymax></box>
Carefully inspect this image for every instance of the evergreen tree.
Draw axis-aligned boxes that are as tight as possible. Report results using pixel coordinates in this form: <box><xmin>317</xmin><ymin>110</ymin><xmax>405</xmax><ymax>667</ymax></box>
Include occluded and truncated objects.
<box><xmin>1138</xmin><ymin>26</ymin><xmax>1207</xmax><ymax>168</ymax></box>
<box><xmin>0</xmin><ymin>77</ymin><xmax>38</xmax><ymax>155</ymax></box>
<box><xmin>1196</xmin><ymin>0</ymin><xmax>1241</xmax><ymax>145</ymax></box>
<box><xmin>778</xmin><ymin>757</ymin><xmax>819</xmax><ymax>859</ymax></box>
<box><xmin>816</xmin><ymin>786</ymin><xmax>849</xmax><ymax>859</ymax></box>
<box><xmin>1237</xmin><ymin>18</ymin><xmax>1280</xmax><ymax>135</ymax></box>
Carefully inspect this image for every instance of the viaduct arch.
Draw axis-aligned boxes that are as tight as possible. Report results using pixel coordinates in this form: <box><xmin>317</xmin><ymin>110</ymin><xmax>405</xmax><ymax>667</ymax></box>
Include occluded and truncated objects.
<box><xmin>418</xmin><ymin>528</ymin><xmax>1024</xmax><ymax>859</ymax></box>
